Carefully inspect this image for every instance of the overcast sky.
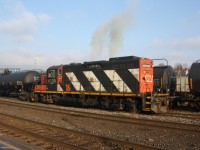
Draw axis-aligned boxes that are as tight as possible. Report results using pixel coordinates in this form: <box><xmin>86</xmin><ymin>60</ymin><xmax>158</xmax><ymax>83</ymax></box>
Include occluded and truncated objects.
<box><xmin>0</xmin><ymin>0</ymin><xmax>200</xmax><ymax>70</ymax></box>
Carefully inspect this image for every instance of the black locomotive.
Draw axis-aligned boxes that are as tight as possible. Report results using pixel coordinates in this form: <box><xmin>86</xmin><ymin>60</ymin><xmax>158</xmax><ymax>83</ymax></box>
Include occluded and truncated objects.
<box><xmin>34</xmin><ymin>56</ymin><xmax>165</xmax><ymax>113</ymax></box>
<box><xmin>1</xmin><ymin>56</ymin><xmax>199</xmax><ymax>112</ymax></box>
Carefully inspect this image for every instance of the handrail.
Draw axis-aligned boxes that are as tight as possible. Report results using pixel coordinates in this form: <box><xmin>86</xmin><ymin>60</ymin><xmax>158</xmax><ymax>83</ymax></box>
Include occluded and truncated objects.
<box><xmin>153</xmin><ymin>58</ymin><xmax>168</xmax><ymax>66</ymax></box>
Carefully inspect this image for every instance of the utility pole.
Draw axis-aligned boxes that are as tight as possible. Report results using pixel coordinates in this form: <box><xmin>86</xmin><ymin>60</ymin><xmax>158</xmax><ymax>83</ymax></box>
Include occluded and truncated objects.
<box><xmin>35</xmin><ymin>57</ymin><xmax>40</xmax><ymax>70</ymax></box>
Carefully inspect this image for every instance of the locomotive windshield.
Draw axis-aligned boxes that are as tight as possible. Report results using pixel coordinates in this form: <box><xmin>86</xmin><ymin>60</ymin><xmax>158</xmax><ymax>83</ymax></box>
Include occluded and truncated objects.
<box><xmin>48</xmin><ymin>70</ymin><xmax>56</xmax><ymax>78</ymax></box>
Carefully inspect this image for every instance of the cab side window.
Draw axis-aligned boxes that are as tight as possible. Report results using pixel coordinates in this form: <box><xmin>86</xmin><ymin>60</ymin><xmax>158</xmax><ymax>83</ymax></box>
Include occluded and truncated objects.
<box><xmin>58</xmin><ymin>69</ymin><xmax>62</xmax><ymax>75</ymax></box>
<box><xmin>48</xmin><ymin>70</ymin><xmax>56</xmax><ymax>78</ymax></box>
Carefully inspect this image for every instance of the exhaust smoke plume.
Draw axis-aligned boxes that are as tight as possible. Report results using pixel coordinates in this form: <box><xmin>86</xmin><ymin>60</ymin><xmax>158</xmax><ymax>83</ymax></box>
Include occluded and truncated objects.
<box><xmin>91</xmin><ymin>10</ymin><xmax>133</xmax><ymax>59</ymax></box>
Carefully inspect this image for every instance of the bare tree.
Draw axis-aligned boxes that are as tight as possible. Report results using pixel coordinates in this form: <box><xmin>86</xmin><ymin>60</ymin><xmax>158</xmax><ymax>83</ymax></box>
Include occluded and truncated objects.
<box><xmin>3</xmin><ymin>69</ymin><xmax>12</xmax><ymax>75</ymax></box>
<box><xmin>174</xmin><ymin>63</ymin><xmax>189</xmax><ymax>76</ymax></box>
<box><xmin>158</xmin><ymin>63</ymin><xmax>165</xmax><ymax>66</ymax></box>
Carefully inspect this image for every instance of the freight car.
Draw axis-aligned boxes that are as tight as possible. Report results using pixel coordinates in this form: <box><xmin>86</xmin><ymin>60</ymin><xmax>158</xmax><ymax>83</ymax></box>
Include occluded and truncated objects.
<box><xmin>156</xmin><ymin>60</ymin><xmax>200</xmax><ymax>111</ymax></box>
<box><xmin>176</xmin><ymin>75</ymin><xmax>190</xmax><ymax>95</ymax></box>
<box><xmin>189</xmin><ymin>60</ymin><xmax>200</xmax><ymax>97</ymax></box>
<box><xmin>0</xmin><ymin>70</ymin><xmax>41</xmax><ymax>100</ymax></box>
<box><xmin>174</xmin><ymin>60</ymin><xmax>200</xmax><ymax>110</ymax></box>
<box><xmin>34</xmin><ymin>56</ymin><xmax>169</xmax><ymax>113</ymax></box>
<box><xmin>151</xmin><ymin>65</ymin><xmax>176</xmax><ymax>112</ymax></box>
<box><xmin>153</xmin><ymin>65</ymin><xmax>176</xmax><ymax>95</ymax></box>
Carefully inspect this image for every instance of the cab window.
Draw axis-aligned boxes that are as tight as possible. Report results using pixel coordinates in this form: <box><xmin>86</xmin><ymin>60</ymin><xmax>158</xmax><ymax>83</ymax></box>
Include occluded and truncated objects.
<box><xmin>58</xmin><ymin>69</ymin><xmax>62</xmax><ymax>75</ymax></box>
<box><xmin>48</xmin><ymin>70</ymin><xmax>56</xmax><ymax>78</ymax></box>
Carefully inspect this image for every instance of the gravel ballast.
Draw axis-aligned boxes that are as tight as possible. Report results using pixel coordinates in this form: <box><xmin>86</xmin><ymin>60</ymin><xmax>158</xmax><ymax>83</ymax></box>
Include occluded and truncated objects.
<box><xmin>0</xmin><ymin>98</ymin><xmax>199</xmax><ymax>150</ymax></box>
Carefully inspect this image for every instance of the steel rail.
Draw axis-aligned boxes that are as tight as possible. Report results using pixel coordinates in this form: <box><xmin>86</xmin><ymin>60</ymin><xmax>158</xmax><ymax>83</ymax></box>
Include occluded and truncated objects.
<box><xmin>0</xmin><ymin>99</ymin><xmax>200</xmax><ymax>133</ymax></box>
<box><xmin>0</xmin><ymin>112</ymin><xmax>157</xmax><ymax>150</ymax></box>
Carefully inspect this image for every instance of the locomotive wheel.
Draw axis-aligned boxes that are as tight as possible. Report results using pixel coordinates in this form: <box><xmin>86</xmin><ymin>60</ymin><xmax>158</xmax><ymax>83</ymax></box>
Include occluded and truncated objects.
<box><xmin>109</xmin><ymin>98</ymin><xmax>125</xmax><ymax>111</ymax></box>
<box><xmin>124</xmin><ymin>99</ymin><xmax>141</xmax><ymax>113</ymax></box>
<box><xmin>169</xmin><ymin>100</ymin><xmax>178</xmax><ymax>109</ymax></box>
<box><xmin>98</xmin><ymin>98</ymin><xmax>110</xmax><ymax>109</ymax></box>
<box><xmin>132</xmin><ymin>100</ymin><xmax>142</xmax><ymax>113</ymax></box>
<box><xmin>52</xmin><ymin>95</ymin><xmax>60</xmax><ymax>104</ymax></box>
<box><xmin>25</xmin><ymin>94</ymin><xmax>31</xmax><ymax>102</ymax></box>
<box><xmin>29</xmin><ymin>93</ymin><xmax>37</xmax><ymax>102</ymax></box>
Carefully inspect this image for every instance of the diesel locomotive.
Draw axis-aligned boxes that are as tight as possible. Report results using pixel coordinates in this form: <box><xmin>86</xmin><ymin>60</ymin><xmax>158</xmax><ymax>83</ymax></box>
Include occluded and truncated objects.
<box><xmin>32</xmin><ymin>56</ymin><xmax>168</xmax><ymax>113</ymax></box>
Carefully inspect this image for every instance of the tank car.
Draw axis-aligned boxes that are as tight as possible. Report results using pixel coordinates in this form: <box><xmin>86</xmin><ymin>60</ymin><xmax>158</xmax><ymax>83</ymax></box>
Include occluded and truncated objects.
<box><xmin>34</xmin><ymin>56</ymin><xmax>168</xmax><ymax>113</ymax></box>
<box><xmin>189</xmin><ymin>60</ymin><xmax>200</xmax><ymax>96</ymax></box>
<box><xmin>153</xmin><ymin>65</ymin><xmax>176</xmax><ymax>95</ymax></box>
<box><xmin>187</xmin><ymin>60</ymin><xmax>200</xmax><ymax>110</ymax></box>
<box><xmin>0</xmin><ymin>71</ymin><xmax>41</xmax><ymax>100</ymax></box>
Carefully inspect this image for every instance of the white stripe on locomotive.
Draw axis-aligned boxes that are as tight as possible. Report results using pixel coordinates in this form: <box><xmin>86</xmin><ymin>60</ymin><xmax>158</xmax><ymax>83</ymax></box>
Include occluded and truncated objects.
<box><xmin>83</xmin><ymin>71</ymin><xmax>106</xmax><ymax>92</ymax></box>
<box><xmin>128</xmin><ymin>69</ymin><xmax>139</xmax><ymax>81</ymax></box>
<box><xmin>65</xmin><ymin>72</ymin><xmax>85</xmax><ymax>91</ymax></box>
<box><xmin>57</xmin><ymin>84</ymin><xmax>63</xmax><ymax>91</ymax></box>
<box><xmin>104</xmin><ymin>70</ymin><xmax>131</xmax><ymax>92</ymax></box>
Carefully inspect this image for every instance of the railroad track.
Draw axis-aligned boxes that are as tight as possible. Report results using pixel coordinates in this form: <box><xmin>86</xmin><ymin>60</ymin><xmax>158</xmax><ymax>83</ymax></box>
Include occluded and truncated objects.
<box><xmin>0</xmin><ymin>112</ymin><xmax>157</xmax><ymax>150</ymax></box>
<box><xmin>0</xmin><ymin>98</ymin><xmax>200</xmax><ymax>134</ymax></box>
<box><xmin>157</xmin><ymin>111</ymin><xmax>200</xmax><ymax>120</ymax></box>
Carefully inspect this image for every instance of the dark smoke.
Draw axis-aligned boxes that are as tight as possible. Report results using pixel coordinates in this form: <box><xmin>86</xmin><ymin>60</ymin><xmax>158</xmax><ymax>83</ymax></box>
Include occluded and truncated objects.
<box><xmin>91</xmin><ymin>10</ymin><xmax>133</xmax><ymax>58</ymax></box>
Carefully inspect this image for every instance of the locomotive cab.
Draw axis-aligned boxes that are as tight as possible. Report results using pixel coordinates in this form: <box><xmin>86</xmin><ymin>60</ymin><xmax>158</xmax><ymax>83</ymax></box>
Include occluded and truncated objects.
<box><xmin>34</xmin><ymin>65</ymin><xmax>64</xmax><ymax>103</ymax></box>
<box><xmin>46</xmin><ymin>65</ymin><xmax>63</xmax><ymax>91</ymax></box>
